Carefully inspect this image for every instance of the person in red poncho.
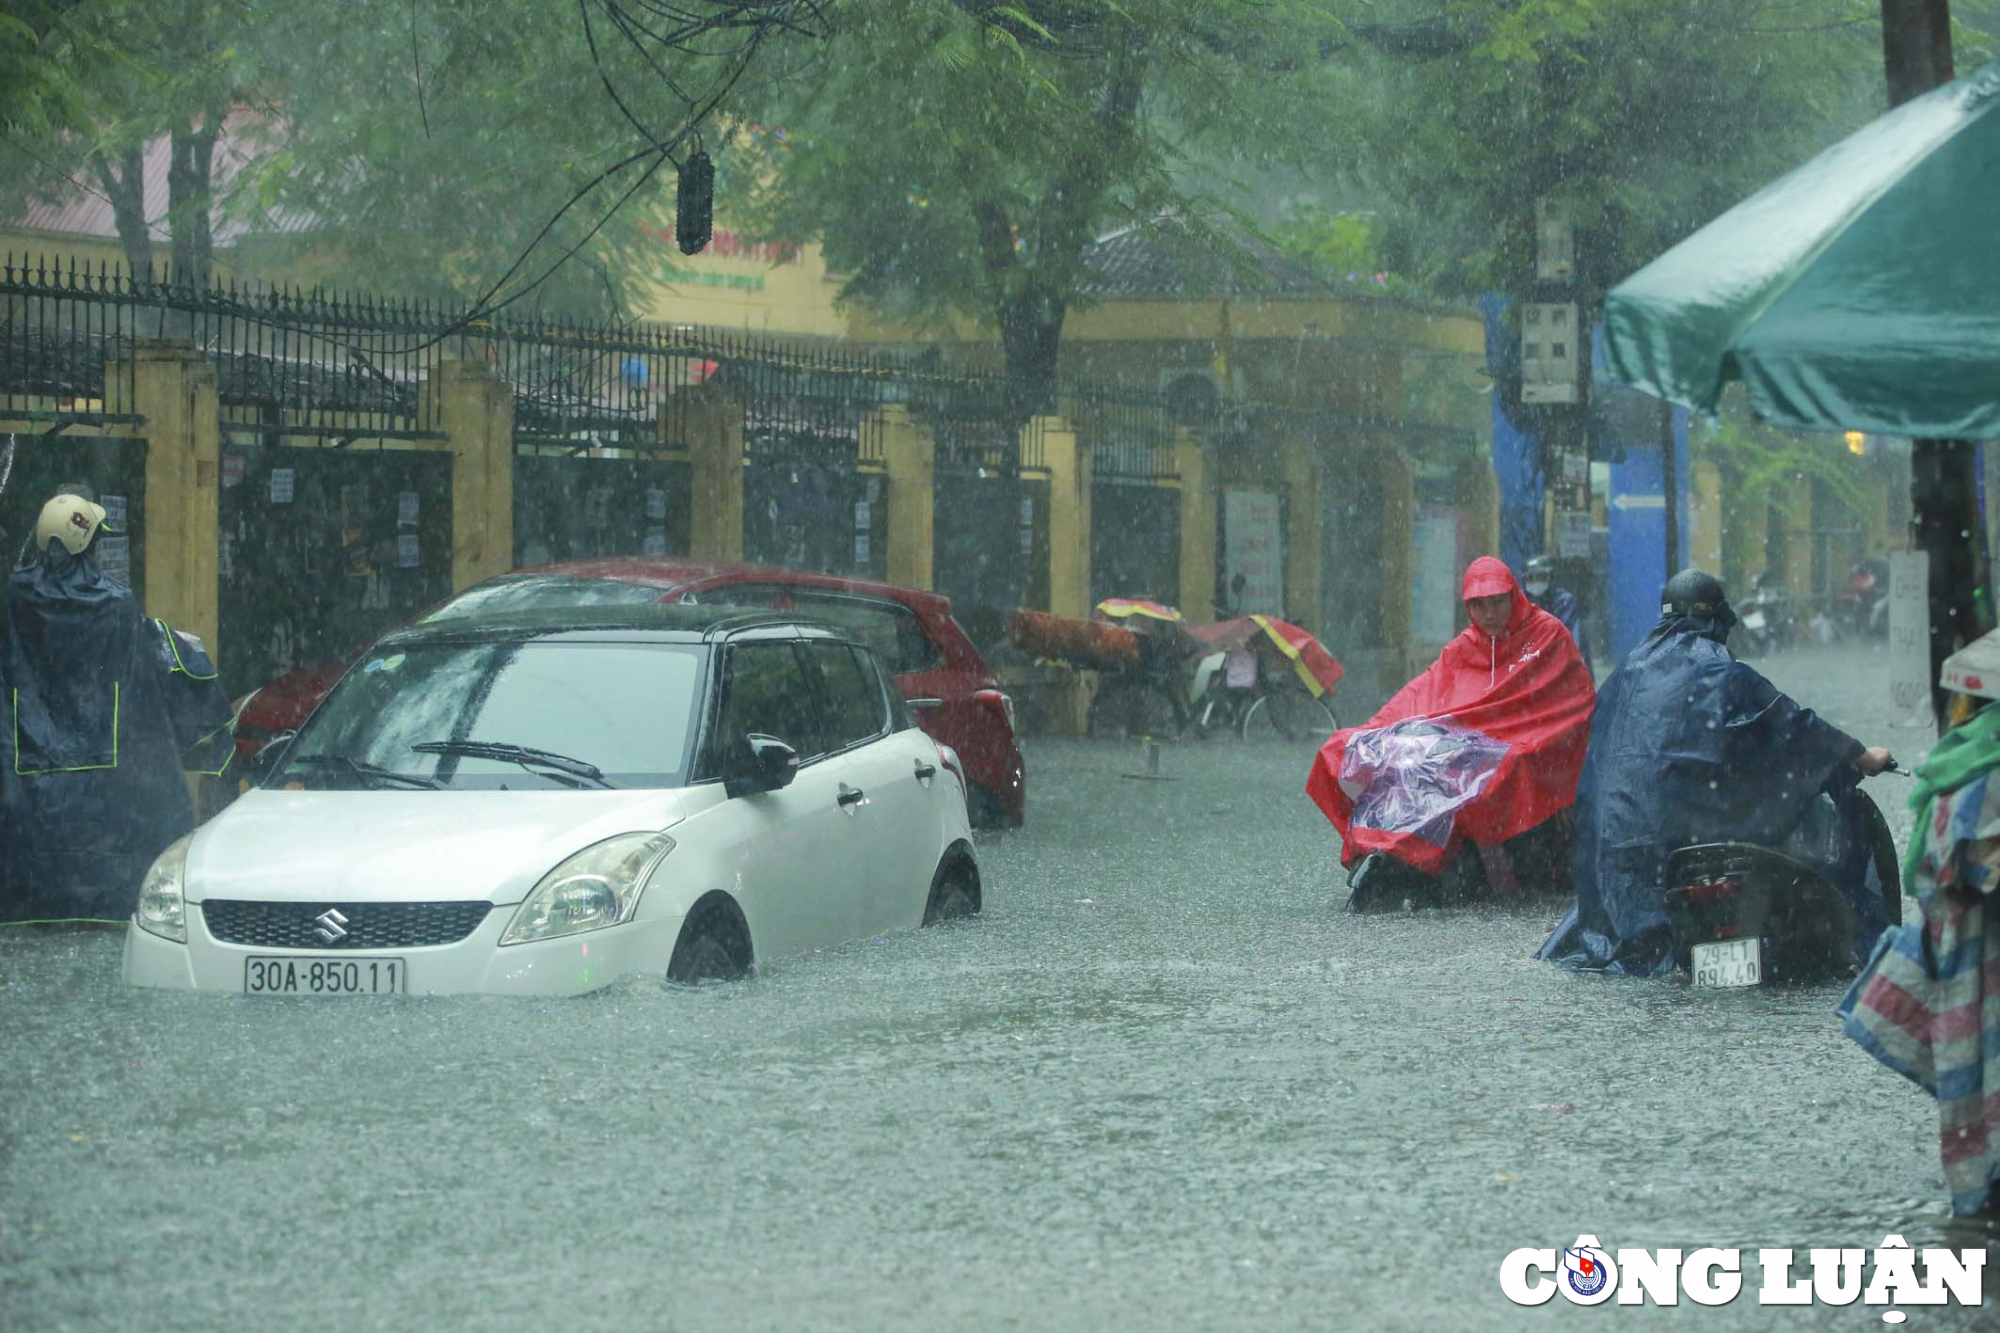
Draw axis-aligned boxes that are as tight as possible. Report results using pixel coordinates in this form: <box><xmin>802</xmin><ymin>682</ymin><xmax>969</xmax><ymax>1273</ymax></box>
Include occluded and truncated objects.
<box><xmin>1307</xmin><ymin>556</ymin><xmax>1596</xmax><ymax>910</ymax></box>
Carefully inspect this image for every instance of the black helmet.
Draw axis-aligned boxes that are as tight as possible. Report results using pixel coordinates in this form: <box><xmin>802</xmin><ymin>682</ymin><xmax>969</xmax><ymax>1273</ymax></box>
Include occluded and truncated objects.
<box><xmin>1661</xmin><ymin>568</ymin><xmax>1736</xmax><ymax>629</ymax></box>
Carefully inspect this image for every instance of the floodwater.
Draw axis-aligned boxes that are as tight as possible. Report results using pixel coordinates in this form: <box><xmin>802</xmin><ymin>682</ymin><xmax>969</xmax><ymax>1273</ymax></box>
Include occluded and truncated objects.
<box><xmin>1</xmin><ymin>648</ymin><xmax>1991</xmax><ymax>1330</ymax></box>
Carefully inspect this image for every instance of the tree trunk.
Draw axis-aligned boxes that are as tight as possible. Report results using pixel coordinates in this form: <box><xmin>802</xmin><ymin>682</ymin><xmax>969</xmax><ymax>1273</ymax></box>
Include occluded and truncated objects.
<box><xmin>93</xmin><ymin>145</ymin><xmax>153</xmax><ymax>282</ymax></box>
<box><xmin>166</xmin><ymin>120</ymin><xmax>219</xmax><ymax>293</ymax></box>
<box><xmin>996</xmin><ymin>291</ymin><xmax>1066</xmax><ymax>425</ymax></box>
<box><xmin>1880</xmin><ymin>0</ymin><xmax>1954</xmax><ymax>107</ymax></box>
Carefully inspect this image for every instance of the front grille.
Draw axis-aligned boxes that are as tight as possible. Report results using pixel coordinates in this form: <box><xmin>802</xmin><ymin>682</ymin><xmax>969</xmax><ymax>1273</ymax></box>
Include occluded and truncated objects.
<box><xmin>200</xmin><ymin>900</ymin><xmax>493</xmax><ymax>950</ymax></box>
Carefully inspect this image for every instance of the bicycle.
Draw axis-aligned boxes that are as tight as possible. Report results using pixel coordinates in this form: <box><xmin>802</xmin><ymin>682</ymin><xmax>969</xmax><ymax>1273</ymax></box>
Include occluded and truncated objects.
<box><xmin>1192</xmin><ymin>647</ymin><xmax>1339</xmax><ymax>742</ymax></box>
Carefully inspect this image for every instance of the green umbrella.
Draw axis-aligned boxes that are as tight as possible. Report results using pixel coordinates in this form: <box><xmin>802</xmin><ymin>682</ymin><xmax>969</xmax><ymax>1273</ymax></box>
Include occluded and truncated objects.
<box><xmin>1603</xmin><ymin>60</ymin><xmax>2000</xmax><ymax>438</ymax></box>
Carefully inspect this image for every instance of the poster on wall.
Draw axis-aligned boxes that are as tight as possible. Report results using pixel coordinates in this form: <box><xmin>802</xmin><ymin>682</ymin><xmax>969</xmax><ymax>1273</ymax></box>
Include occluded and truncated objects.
<box><xmin>1412</xmin><ymin>505</ymin><xmax>1462</xmax><ymax>646</ymax></box>
<box><xmin>1222</xmin><ymin>490</ymin><xmax>1284</xmax><ymax>615</ymax></box>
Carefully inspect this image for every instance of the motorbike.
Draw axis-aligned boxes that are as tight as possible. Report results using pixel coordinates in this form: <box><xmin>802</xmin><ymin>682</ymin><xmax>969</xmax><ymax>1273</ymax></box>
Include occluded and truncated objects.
<box><xmin>1661</xmin><ymin>772</ymin><xmax>1901</xmax><ymax>987</ymax></box>
<box><xmin>1733</xmin><ymin>572</ymin><xmax>1798</xmax><ymax>658</ymax></box>
<box><xmin>1831</xmin><ymin>557</ymin><xmax>1890</xmax><ymax>643</ymax></box>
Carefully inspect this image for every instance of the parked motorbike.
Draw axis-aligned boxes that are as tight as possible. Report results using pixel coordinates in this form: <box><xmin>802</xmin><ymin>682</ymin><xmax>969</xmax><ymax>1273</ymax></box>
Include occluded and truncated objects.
<box><xmin>1733</xmin><ymin>572</ymin><xmax>1798</xmax><ymax>658</ymax></box>
<box><xmin>1831</xmin><ymin>557</ymin><xmax>1890</xmax><ymax>643</ymax></box>
<box><xmin>1661</xmin><ymin>773</ymin><xmax>1901</xmax><ymax>987</ymax></box>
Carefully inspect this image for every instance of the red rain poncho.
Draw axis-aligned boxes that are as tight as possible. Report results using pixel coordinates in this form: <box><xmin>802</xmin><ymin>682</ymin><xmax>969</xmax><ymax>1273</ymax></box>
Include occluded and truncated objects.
<box><xmin>1306</xmin><ymin>557</ymin><xmax>1596</xmax><ymax>873</ymax></box>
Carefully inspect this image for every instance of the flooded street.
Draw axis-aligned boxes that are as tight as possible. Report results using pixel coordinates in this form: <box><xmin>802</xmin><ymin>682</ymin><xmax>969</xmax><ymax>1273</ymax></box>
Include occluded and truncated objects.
<box><xmin>2</xmin><ymin>647</ymin><xmax>1992</xmax><ymax>1330</ymax></box>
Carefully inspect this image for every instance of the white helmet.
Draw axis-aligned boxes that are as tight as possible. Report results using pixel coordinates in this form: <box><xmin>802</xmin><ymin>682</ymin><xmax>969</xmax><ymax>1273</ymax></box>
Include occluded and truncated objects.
<box><xmin>35</xmin><ymin>493</ymin><xmax>110</xmax><ymax>556</ymax></box>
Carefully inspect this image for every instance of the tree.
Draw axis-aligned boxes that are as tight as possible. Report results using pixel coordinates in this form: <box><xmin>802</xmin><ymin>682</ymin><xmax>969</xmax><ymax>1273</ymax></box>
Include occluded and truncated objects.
<box><xmin>1331</xmin><ymin>0</ymin><xmax>1888</xmax><ymax>310</ymax></box>
<box><xmin>735</xmin><ymin>0</ymin><xmax>1344</xmax><ymax>411</ymax></box>
<box><xmin>4</xmin><ymin>1</ymin><xmax>816</xmax><ymax>318</ymax></box>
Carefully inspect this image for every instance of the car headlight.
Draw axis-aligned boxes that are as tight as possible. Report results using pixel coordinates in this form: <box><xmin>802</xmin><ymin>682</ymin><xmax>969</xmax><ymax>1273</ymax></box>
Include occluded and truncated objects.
<box><xmin>136</xmin><ymin>833</ymin><xmax>193</xmax><ymax>942</ymax></box>
<box><xmin>499</xmin><ymin>833</ymin><xmax>675</xmax><ymax>946</ymax></box>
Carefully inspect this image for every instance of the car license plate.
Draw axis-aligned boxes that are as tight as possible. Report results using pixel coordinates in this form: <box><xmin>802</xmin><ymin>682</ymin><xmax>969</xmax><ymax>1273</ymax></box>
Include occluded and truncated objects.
<box><xmin>1690</xmin><ymin>939</ymin><xmax>1762</xmax><ymax>988</ymax></box>
<box><xmin>244</xmin><ymin>956</ymin><xmax>405</xmax><ymax>995</ymax></box>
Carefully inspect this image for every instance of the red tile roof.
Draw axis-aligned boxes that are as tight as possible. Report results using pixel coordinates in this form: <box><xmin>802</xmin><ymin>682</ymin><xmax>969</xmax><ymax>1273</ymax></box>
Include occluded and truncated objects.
<box><xmin>7</xmin><ymin>109</ymin><xmax>313</xmax><ymax>253</ymax></box>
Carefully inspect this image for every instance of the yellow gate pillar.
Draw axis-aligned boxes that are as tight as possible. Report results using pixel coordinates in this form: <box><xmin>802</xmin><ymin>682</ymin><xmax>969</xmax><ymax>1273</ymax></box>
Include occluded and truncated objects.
<box><xmin>1453</xmin><ymin>455</ymin><xmax>1501</xmax><ymax>562</ymax></box>
<box><xmin>1279</xmin><ymin>428</ymin><xmax>1323</xmax><ymax>632</ymax></box>
<box><xmin>876</xmin><ymin>405</ymin><xmax>934</xmax><ymax>589</ymax></box>
<box><xmin>116</xmin><ymin>340</ymin><xmax>221</xmax><ymax>652</ymax></box>
<box><xmin>1375</xmin><ymin>441</ymin><xmax>1417</xmax><ymax>676</ymax></box>
<box><xmin>1174</xmin><ymin>428</ymin><xmax>1216</xmax><ymax>623</ymax></box>
<box><xmin>684</xmin><ymin>389</ymin><xmax>745</xmax><ymax>562</ymax></box>
<box><xmin>426</xmin><ymin>360</ymin><xmax>515</xmax><ymax>591</ymax></box>
<box><xmin>1042</xmin><ymin>417</ymin><xmax>1091</xmax><ymax>619</ymax></box>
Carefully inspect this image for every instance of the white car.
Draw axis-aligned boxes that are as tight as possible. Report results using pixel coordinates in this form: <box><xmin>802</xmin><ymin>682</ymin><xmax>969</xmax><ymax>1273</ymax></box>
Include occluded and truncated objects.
<box><xmin>122</xmin><ymin>606</ymin><xmax>981</xmax><ymax>996</ymax></box>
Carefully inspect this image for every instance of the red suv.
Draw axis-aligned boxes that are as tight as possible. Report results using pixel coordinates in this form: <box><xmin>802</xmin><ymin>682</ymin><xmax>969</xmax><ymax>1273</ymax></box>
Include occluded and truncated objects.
<box><xmin>233</xmin><ymin>559</ymin><xmax>1026</xmax><ymax>826</ymax></box>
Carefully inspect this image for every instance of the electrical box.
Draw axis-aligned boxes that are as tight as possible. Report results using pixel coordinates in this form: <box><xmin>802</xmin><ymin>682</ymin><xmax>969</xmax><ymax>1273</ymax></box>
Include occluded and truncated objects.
<box><xmin>1520</xmin><ymin>301</ymin><xmax>1579</xmax><ymax>404</ymax></box>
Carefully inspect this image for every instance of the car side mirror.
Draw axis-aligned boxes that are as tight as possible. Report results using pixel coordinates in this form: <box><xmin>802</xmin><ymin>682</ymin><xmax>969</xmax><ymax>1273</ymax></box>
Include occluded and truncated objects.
<box><xmin>251</xmin><ymin>730</ymin><xmax>298</xmax><ymax>784</ymax></box>
<box><xmin>728</xmin><ymin>733</ymin><xmax>798</xmax><ymax>797</ymax></box>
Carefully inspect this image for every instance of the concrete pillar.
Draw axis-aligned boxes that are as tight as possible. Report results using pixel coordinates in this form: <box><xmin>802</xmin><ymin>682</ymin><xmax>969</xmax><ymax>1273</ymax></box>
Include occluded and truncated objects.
<box><xmin>1174</xmin><ymin>428</ymin><xmax>1216</xmax><ymax>623</ymax></box>
<box><xmin>1376</xmin><ymin>441</ymin><xmax>1417</xmax><ymax>675</ymax></box>
<box><xmin>115</xmin><ymin>340</ymin><xmax>220</xmax><ymax>652</ymax></box>
<box><xmin>424</xmin><ymin>360</ymin><xmax>515</xmax><ymax>591</ymax></box>
<box><xmin>684</xmin><ymin>389</ymin><xmax>745</xmax><ymax>562</ymax></box>
<box><xmin>1691</xmin><ymin>460</ymin><xmax>1725</xmax><ymax>572</ymax></box>
<box><xmin>1778</xmin><ymin>481</ymin><xmax>1815</xmax><ymax>603</ymax></box>
<box><xmin>1279</xmin><ymin>428</ymin><xmax>1323</xmax><ymax>632</ymax></box>
<box><xmin>1043</xmin><ymin>417</ymin><xmax>1091</xmax><ymax>619</ymax></box>
<box><xmin>876</xmin><ymin>405</ymin><xmax>934</xmax><ymax>590</ymax></box>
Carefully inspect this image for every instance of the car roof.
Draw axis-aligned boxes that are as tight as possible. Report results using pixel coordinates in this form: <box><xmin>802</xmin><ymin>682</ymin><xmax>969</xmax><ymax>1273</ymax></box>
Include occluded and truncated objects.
<box><xmin>509</xmin><ymin>557</ymin><xmax>956</xmax><ymax>615</ymax></box>
<box><xmin>374</xmin><ymin>603</ymin><xmax>831</xmax><ymax>647</ymax></box>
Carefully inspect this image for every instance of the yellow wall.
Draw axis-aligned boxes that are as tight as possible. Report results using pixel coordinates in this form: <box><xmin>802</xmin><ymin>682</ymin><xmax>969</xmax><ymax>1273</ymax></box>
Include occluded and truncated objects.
<box><xmin>625</xmin><ymin>221</ymin><xmax>849</xmax><ymax>336</ymax></box>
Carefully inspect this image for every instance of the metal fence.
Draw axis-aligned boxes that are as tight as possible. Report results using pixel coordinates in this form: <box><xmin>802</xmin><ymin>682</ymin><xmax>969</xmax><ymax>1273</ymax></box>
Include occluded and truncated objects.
<box><xmin>2</xmin><ymin>257</ymin><xmax>1221</xmax><ymax>466</ymax></box>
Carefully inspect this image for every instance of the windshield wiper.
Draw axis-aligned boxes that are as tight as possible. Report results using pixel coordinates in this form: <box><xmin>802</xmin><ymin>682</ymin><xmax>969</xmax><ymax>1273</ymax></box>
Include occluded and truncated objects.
<box><xmin>288</xmin><ymin>754</ymin><xmax>443</xmax><ymax>790</ymax></box>
<box><xmin>409</xmin><ymin>740</ymin><xmax>615</xmax><ymax>789</ymax></box>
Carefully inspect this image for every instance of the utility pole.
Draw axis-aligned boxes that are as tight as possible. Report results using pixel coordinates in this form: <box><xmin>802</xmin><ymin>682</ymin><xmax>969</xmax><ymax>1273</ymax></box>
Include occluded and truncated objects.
<box><xmin>1878</xmin><ymin>0</ymin><xmax>1992</xmax><ymax>728</ymax></box>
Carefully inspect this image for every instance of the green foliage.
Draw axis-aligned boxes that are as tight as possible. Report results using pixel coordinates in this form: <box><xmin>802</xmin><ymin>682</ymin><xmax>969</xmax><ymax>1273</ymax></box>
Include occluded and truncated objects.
<box><xmin>2</xmin><ymin>1</ymin><xmax>766</xmax><ymax>318</ymax></box>
<box><xmin>735</xmin><ymin>0</ymin><xmax>1347</xmax><ymax>390</ymax></box>
<box><xmin>1696</xmin><ymin>411</ymin><xmax>1871</xmax><ymax>521</ymax></box>
<box><xmin>1332</xmin><ymin>0</ymin><xmax>1888</xmax><ymax>305</ymax></box>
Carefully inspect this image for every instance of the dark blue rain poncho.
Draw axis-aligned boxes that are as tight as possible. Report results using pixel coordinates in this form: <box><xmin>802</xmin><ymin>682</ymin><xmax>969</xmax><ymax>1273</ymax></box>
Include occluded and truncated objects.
<box><xmin>0</xmin><ymin>548</ymin><xmax>234</xmax><ymax>922</ymax></box>
<box><xmin>1537</xmin><ymin>608</ymin><xmax>1888</xmax><ymax>975</ymax></box>
<box><xmin>1531</xmin><ymin>585</ymin><xmax>1593</xmax><ymax>675</ymax></box>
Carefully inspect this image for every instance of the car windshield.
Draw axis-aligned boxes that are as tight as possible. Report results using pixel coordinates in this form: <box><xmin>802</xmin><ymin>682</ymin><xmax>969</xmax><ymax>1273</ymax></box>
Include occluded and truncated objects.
<box><xmin>420</xmin><ymin>575</ymin><xmax>662</xmax><ymax>624</ymax></box>
<box><xmin>276</xmin><ymin>639</ymin><xmax>702</xmax><ymax>790</ymax></box>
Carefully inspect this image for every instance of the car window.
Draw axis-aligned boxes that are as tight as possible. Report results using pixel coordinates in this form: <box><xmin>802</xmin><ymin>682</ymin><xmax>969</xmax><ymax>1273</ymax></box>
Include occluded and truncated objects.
<box><xmin>698</xmin><ymin>585</ymin><xmax>939</xmax><ymax>674</ymax></box>
<box><xmin>715</xmin><ymin>640</ymin><xmax>825</xmax><ymax>761</ymax></box>
<box><xmin>278</xmin><ymin>640</ymin><xmax>702</xmax><ymax>789</ymax></box>
<box><xmin>809</xmin><ymin>642</ymin><xmax>889</xmax><ymax>749</ymax></box>
<box><xmin>864</xmin><ymin>647</ymin><xmax>917</xmax><ymax>731</ymax></box>
<box><xmin>795</xmin><ymin>594</ymin><xmax>939</xmax><ymax>674</ymax></box>
<box><xmin>422</xmin><ymin>575</ymin><xmax>661</xmax><ymax>623</ymax></box>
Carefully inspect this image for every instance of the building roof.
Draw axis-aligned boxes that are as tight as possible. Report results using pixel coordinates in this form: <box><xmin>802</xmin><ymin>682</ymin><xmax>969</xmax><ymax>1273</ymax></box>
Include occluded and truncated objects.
<box><xmin>1077</xmin><ymin>222</ymin><xmax>1333</xmax><ymax>300</ymax></box>
<box><xmin>7</xmin><ymin>109</ymin><xmax>312</xmax><ymax>252</ymax></box>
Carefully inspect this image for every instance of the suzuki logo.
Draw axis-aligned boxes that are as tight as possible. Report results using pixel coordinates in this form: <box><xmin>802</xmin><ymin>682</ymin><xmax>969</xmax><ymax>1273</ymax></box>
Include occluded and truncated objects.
<box><xmin>313</xmin><ymin>908</ymin><xmax>350</xmax><ymax>943</ymax></box>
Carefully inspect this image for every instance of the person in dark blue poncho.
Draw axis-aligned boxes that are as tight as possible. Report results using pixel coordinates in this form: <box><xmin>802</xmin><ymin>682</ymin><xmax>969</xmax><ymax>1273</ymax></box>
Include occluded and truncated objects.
<box><xmin>1522</xmin><ymin>555</ymin><xmax>1592</xmax><ymax>675</ymax></box>
<box><xmin>0</xmin><ymin>494</ymin><xmax>234</xmax><ymax>924</ymax></box>
<box><xmin>1538</xmin><ymin>569</ymin><xmax>1896</xmax><ymax>975</ymax></box>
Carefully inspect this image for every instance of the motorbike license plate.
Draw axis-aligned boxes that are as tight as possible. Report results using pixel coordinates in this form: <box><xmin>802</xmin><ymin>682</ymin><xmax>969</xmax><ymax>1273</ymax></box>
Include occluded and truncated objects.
<box><xmin>1742</xmin><ymin>610</ymin><xmax>1767</xmax><ymax>631</ymax></box>
<box><xmin>1690</xmin><ymin>939</ymin><xmax>1762</xmax><ymax>988</ymax></box>
<box><xmin>244</xmin><ymin>956</ymin><xmax>405</xmax><ymax>995</ymax></box>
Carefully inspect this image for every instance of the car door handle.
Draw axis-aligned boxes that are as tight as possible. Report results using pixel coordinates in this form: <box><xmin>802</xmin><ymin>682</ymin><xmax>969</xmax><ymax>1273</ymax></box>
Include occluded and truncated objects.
<box><xmin>913</xmin><ymin>760</ymin><xmax>937</xmax><ymax>781</ymax></box>
<box><xmin>836</xmin><ymin>784</ymin><xmax>867</xmax><ymax>808</ymax></box>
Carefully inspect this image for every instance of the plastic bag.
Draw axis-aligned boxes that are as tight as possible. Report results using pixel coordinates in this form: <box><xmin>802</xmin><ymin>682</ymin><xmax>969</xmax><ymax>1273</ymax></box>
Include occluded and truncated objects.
<box><xmin>1338</xmin><ymin>717</ymin><xmax>1510</xmax><ymax>849</ymax></box>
